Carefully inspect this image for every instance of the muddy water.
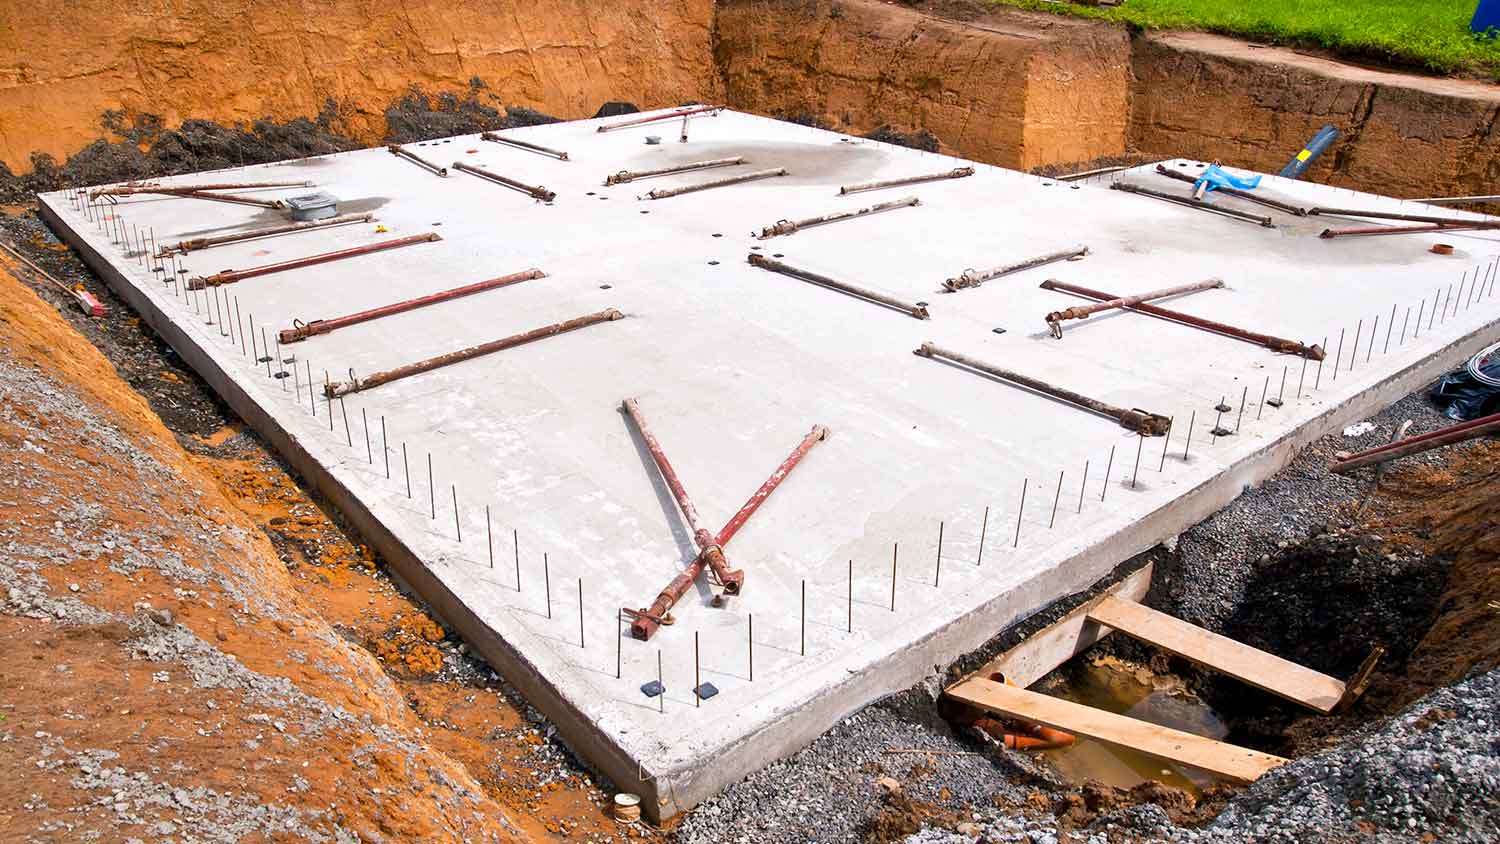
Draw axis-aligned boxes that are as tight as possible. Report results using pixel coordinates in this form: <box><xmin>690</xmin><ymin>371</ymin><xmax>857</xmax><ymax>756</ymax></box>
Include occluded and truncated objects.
<box><xmin>1038</xmin><ymin>657</ymin><xmax>1227</xmax><ymax>794</ymax></box>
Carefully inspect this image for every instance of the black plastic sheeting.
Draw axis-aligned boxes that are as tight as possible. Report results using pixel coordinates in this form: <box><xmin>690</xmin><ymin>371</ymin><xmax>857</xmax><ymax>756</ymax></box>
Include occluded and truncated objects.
<box><xmin>1431</xmin><ymin>354</ymin><xmax>1500</xmax><ymax>420</ymax></box>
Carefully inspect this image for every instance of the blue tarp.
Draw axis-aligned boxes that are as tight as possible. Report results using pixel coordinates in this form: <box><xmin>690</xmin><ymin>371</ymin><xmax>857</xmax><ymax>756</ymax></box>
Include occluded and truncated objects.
<box><xmin>1193</xmin><ymin>165</ymin><xmax>1262</xmax><ymax>195</ymax></box>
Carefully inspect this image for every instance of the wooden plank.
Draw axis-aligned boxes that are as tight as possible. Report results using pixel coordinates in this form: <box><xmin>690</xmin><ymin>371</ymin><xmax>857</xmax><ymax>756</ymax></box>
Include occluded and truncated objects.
<box><xmin>1086</xmin><ymin>595</ymin><xmax>1346</xmax><ymax>713</ymax></box>
<box><xmin>969</xmin><ymin>563</ymin><xmax>1153</xmax><ymax>689</ymax></box>
<box><xmin>946</xmin><ymin>677</ymin><xmax>1287</xmax><ymax>783</ymax></box>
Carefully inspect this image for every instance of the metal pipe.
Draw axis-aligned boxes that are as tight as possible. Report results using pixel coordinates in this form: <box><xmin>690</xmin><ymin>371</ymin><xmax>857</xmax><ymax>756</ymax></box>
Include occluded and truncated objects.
<box><xmin>1043</xmin><ymin>277</ymin><xmax>1224</xmax><ymax>337</ymax></box>
<box><xmin>387</xmin><ymin>144</ymin><xmax>448</xmax><ymax>177</ymax></box>
<box><xmin>89</xmin><ymin>180</ymin><xmax>310</xmax><ymax>198</ymax></box>
<box><xmin>622</xmin><ymin>398</ymin><xmax>744</xmax><ymax>598</ymax></box>
<box><xmin>1307</xmin><ymin>206</ymin><xmax>1494</xmax><ymax>226</ymax></box>
<box><xmin>914</xmin><ymin>342</ymin><xmax>1171</xmax><ymax>436</ymax></box>
<box><xmin>1041</xmin><ymin>279</ymin><xmax>1324</xmax><ymax>360</ymax></box>
<box><xmin>644</xmin><ymin>168</ymin><xmax>787</xmax><ymax>200</ymax></box>
<box><xmin>597</xmin><ymin>105</ymin><xmax>722</xmax><ymax>132</ymax></box>
<box><xmin>1318</xmin><ymin>221</ymin><xmax>1497</xmax><ymax>239</ymax></box>
<box><xmin>748</xmin><ymin>253</ymin><xmax>929</xmax><ymax>319</ymax></box>
<box><xmin>605</xmin><ymin>157</ymin><xmax>746</xmax><ymax>186</ymax></box>
<box><xmin>1111</xmin><ymin>182</ymin><xmax>1275</xmax><ymax>227</ymax></box>
<box><xmin>716</xmin><ymin>425</ymin><xmax>829</xmax><ymax>547</ymax></box>
<box><xmin>1056</xmin><ymin>165</ymin><xmax>1131</xmax><ymax>182</ymax></box>
<box><xmin>326</xmin><ymin>308</ymin><xmax>622</xmax><ymax>397</ymax></box>
<box><xmin>279</xmin><ymin>267</ymin><xmax>545</xmax><ymax>343</ymax></box>
<box><xmin>187</xmin><ymin>233</ymin><xmax>441</xmax><ymax>289</ymax></box>
<box><xmin>1411</xmin><ymin>194</ymin><xmax>1500</xmax><ymax>205</ymax></box>
<box><xmin>480</xmin><ymin>131</ymin><xmax>569</xmax><ymax>161</ymax></box>
<box><xmin>450</xmin><ymin>162</ymin><xmax>556</xmax><ymax>202</ymax></box>
<box><xmin>758</xmin><ymin>196</ymin><xmax>919</xmax><ymax>239</ymax></box>
<box><xmin>151</xmin><ymin>188</ymin><xmax>287</xmax><ymax>209</ymax></box>
<box><xmin>839</xmin><ymin>167</ymin><xmax>974</xmax><ymax>195</ymax></box>
<box><xmin>1330</xmin><ymin>412</ymin><xmax>1500</xmax><ymax>474</ymax></box>
<box><xmin>1153</xmin><ymin>165</ymin><xmax>1308</xmax><ymax>216</ymax></box>
<box><xmin>159</xmin><ymin>213</ymin><xmax>373</xmax><ymax>255</ymax></box>
<box><xmin>943</xmin><ymin>246</ymin><xmax>1088</xmax><ymax>292</ymax></box>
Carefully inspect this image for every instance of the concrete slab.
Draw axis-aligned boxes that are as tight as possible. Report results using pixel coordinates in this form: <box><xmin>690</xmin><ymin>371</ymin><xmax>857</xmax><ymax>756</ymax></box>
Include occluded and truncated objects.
<box><xmin>39</xmin><ymin>108</ymin><xmax>1500</xmax><ymax>819</ymax></box>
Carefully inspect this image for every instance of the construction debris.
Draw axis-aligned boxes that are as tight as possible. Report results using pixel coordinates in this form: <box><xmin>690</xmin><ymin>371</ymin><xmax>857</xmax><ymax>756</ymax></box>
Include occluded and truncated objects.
<box><xmin>748</xmin><ymin>253</ymin><xmax>929</xmax><ymax>319</ymax></box>
<box><xmin>838</xmin><ymin>167</ymin><xmax>974</xmax><ymax>195</ymax></box>
<box><xmin>1040</xmin><ymin>279</ymin><xmax>1325</xmax><ymax>360</ymax></box>
<box><xmin>324</xmin><ymin>308</ymin><xmax>623</xmax><ymax>397</ymax></box>
<box><xmin>157</xmin><ymin>213</ymin><xmax>374</xmax><ymax>255</ymax></box>
<box><xmin>1044</xmin><ymin>278</ymin><xmax>1224</xmax><ymax>338</ymax></box>
<box><xmin>756</xmin><ymin>195</ymin><xmax>919</xmax><ymax>239</ymax></box>
<box><xmin>913</xmin><ymin>342</ymin><xmax>1171</xmax><ymax>436</ymax></box>
<box><xmin>480</xmin><ymin>131</ymin><xmax>570</xmax><ymax>161</ymax></box>
<box><xmin>388</xmin><ymin>144</ymin><xmax>448</xmax><ymax>176</ymax></box>
<box><xmin>942</xmin><ymin>246</ymin><xmax>1088</xmax><ymax>292</ymax></box>
<box><xmin>604</xmin><ymin>157</ymin><xmax>746</xmax><ymax>186</ymax></box>
<box><xmin>451</xmin><ymin>162</ymin><xmax>557</xmax><ymax>202</ymax></box>
<box><xmin>642</xmin><ymin>168</ymin><xmax>787</xmax><ymax>199</ymax></box>
<box><xmin>187</xmin><ymin>233</ymin><xmax>442</xmax><ymax>289</ymax></box>
<box><xmin>1111</xmin><ymin>182</ymin><xmax>1276</xmax><ymax>227</ymax></box>
<box><xmin>279</xmin><ymin>268</ymin><xmax>545</xmax><ymax>343</ymax></box>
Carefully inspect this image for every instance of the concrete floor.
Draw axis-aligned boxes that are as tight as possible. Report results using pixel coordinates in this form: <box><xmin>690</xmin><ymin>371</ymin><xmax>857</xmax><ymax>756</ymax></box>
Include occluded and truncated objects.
<box><xmin>40</xmin><ymin>108</ymin><xmax>1500</xmax><ymax>819</ymax></box>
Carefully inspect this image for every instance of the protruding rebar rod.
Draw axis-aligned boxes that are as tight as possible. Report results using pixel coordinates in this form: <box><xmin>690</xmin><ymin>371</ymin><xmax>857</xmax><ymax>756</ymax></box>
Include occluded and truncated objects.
<box><xmin>643</xmin><ymin>168</ymin><xmax>788</xmax><ymax>199</ymax></box>
<box><xmin>188</xmin><ymin>233</ymin><xmax>441</xmax><ymax>289</ymax></box>
<box><xmin>748</xmin><ymin>253</ymin><xmax>929</xmax><ymax>319</ymax></box>
<box><xmin>1040</xmin><ymin>279</ymin><xmax>1324</xmax><ymax>360</ymax></box>
<box><xmin>1042</xmin><ymin>277</ymin><xmax>1223</xmax><ymax>337</ymax></box>
<box><xmin>1111</xmin><ymin>182</ymin><xmax>1275</xmax><ymax>227</ymax></box>
<box><xmin>451</xmin><ymin>161</ymin><xmax>556</xmax><ymax>202</ymax></box>
<box><xmin>757</xmin><ymin>196</ymin><xmax>920</xmax><ymax>239</ymax></box>
<box><xmin>914</xmin><ymin>342</ymin><xmax>1171</xmax><ymax>436</ymax></box>
<box><xmin>839</xmin><ymin>167</ymin><xmax>974</xmax><ymax>195</ymax></box>
<box><xmin>1153</xmin><ymin>165</ymin><xmax>1308</xmax><ymax>216</ymax></box>
<box><xmin>388</xmin><ymin>144</ymin><xmax>448</xmax><ymax>176</ymax></box>
<box><xmin>597</xmin><ymin>105</ymin><xmax>723</xmax><ymax>132</ymax></box>
<box><xmin>280</xmin><ymin>268</ymin><xmax>545</xmax><ymax>343</ymax></box>
<box><xmin>943</xmin><ymin>246</ymin><xmax>1089</xmax><ymax>292</ymax></box>
<box><xmin>481</xmin><ymin>131</ymin><xmax>569</xmax><ymax>161</ymax></box>
<box><xmin>326</xmin><ymin>308</ymin><xmax>623</xmax><ymax>397</ymax></box>
<box><xmin>605</xmin><ymin>157</ymin><xmax>745</xmax><ymax>186</ymax></box>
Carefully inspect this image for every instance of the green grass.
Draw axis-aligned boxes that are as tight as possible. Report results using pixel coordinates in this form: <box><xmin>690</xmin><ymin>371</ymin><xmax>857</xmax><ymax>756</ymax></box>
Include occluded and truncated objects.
<box><xmin>993</xmin><ymin>0</ymin><xmax>1500</xmax><ymax>78</ymax></box>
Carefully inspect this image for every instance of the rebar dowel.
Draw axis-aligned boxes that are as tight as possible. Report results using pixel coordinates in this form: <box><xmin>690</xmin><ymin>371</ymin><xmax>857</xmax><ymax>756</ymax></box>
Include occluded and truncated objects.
<box><xmin>644</xmin><ymin>168</ymin><xmax>788</xmax><ymax>200</ymax></box>
<box><xmin>597</xmin><ymin>105</ymin><xmax>722</xmax><ymax>132</ymax></box>
<box><xmin>1153</xmin><ymin>165</ymin><xmax>1307</xmax><ymax>216</ymax></box>
<box><xmin>189</xmin><ymin>233</ymin><xmax>441</xmax><ymax>289</ymax></box>
<box><xmin>388</xmin><ymin>144</ymin><xmax>448</xmax><ymax>177</ymax></box>
<box><xmin>748</xmin><ymin>254</ymin><xmax>929</xmax><ymax>319</ymax></box>
<box><xmin>480</xmin><ymin>131</ymin><xmax>569</xmax><ymax>161</ymax></box>
<box><xmin>914</xmin><ymin>342</ymin><xmax>1172</xmax><ymax>436</ymax></box>
<box><xmin>605</xmin><ymin>157</ymin><xmax>745</xmax><ymax>186</ymax></box>
<box><xmin>1111</xmin><ymin>182</ymin><xmax>1276</xmax><ymax>227</ymax></box>
<box><xmin>1043</xmin><ymin>277</ymin><xmax>1223</xmax><ymax>337</ymax></box>
<box><xmin>281</xmin><ymin>268</ymin><xmax>545</xmax><ymax>343</ymax></box>
<box><xmin>943</xmin><ymin>246</ymin><xmax>1089</xmax><ymax>292</ymax></box>
<box><xmin>1040</xmin><ymin>279</ymin><xmax>1324</xmax><ymax>360</ymax></box>
<box><xmin>839</xmin><ymin>167</ymin><xmax>974</xmax><ymax>195</ymax></box>
<box><xmin>758</xmin><ymin>196</ymin><xmax>920</xmax><ymax>240</ymax></box>
<box><xmin>451</xmin><ymin>161</ymin><xmax>556</xmax><ymax>202</ymax></box>
<box><xmin>326</xmin><ymin>308</ymin><xmax>623</xmax><ymax>397</ymax></box>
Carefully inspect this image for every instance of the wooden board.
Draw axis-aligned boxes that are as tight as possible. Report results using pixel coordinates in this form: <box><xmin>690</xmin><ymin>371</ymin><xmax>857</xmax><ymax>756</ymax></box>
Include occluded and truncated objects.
<box><xmin>1086</xmin><ymin>595</ymin><xmax>1346</xmax><ymax>713</ymax></box>
<box><xmin>968</xmin><ymin>563</ymin><xmax>1153</xmax><ymax>689</ymax></box>
<box><xmin>946</xmin><ymin>677</ymin><xmax>1288</xmax><ymax>783</ymax></box>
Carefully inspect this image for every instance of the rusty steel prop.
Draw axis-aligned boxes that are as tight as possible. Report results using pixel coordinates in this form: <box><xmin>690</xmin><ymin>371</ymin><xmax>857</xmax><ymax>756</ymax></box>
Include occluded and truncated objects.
<box><xmin>158</xmin><ymin>213</ymin><xmax>374</xmax><ymax>256</ymax></box>
<box><xmin>1043</xmin><ymin>278</ymin><xmax>1224</xmax><ymax>338</ymax></box>
<box><xmin>757</xmin><ymin>195</ymin><xmax>920</xmax><ymax>239</ymax></box>
<box><xmin>914</xmin><ymin>342</ymin><xmax>1171</xmax><ymax>437</ymax></box>
<box><xmin>943</xmin><ymin>245</ymin><xmax>1088</xmax><ymax>292</ymax></box>
<box><xmin>450</xmin><ymin>162</ymin><xmax>556</xmax><ymax>202</ymax></box>
<box><xmin>1307</xmin><ymin>206</ymin><xmax>1496</xmax><ymax>226</ymax></box>
<box><xmin>597</xmin><ymin>105</ymin><xmax>723</xmax><ymax>132</ymax></box>
<box><xmin>605</xmin><ymin>157</ymin><xmax>746</xmax><ymax>186</ymax></box>
<box><xmin>1330</xmin><ymin>411</ymin><xmax>1500</xmax><ymax>474</ymax></box>
<box><xmin>388</xmin><ymin>144</ymin><xmax>448</xmax><ymax>176</ymax></box>
<box><xmin>1154</xmin><ymin>165</ymin><xmax>1307</xmax><ymax>216</ymax></box>
<box><xmin>1412</xmin><ymin>194</ymin><xmax>1500</xmax><ymax>205</ymax></box>
<box><xmin>1041</xmin><ymin>279</ymin><xmax>1325</xmax><ymax>361</ymax></box>
<box><xmin>480</xmin><ymin>131</ymin><xmax>569</xmax><ymax>161</ymax></box>
<box><xmin>622</xmin><ymin>402</ymin><xmax>829</xmax><ymax>640</ymax></box>
<box><xmin>748</xmin><ymin>253</ymin><xmax>930</xmax><ymax>319</ymax></box>
<box><xmin>188</xmin><ymin>233</ymin><xmax>441</xmax><ymax>289</ymax></box>
<box><xmin>89</xmin><ymin>180</ymin><xmax>310</xmax><ymax>200</ymax></box>
<box><xmin>1318</xmin><ymin>221</ymin><xmax>1499</xmax><ymax>239</ymax></box>
<box><xmin>839</xmin><ymin>167</ymin><xmax>974</xmax><ymax>195</ymax></box>
<box><xmin>643</xmin><ymin>168</ymin><xmax>788</xmax><ymax>199</ymax></box>
<box><xmin>325</xmin><ymin>308</ymin><xmax>623</xmax><ymax>398</ymax></box>
<box><xmin>280</xmin><ymin>267</ymin><xmax>545</xmax><ymax>343</ymax></box>
<box><xmin>1111</xmin><ymin>182</ymin><xmax>1276</xmax><ymax>227</ymax></box>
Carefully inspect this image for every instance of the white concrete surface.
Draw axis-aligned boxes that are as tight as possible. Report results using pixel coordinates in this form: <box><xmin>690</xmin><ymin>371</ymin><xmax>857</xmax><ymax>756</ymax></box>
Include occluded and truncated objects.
<box><xmin>40</xmin><ymin>108</ymin><xmax>1500</xmax><ymax>819</ymax></box>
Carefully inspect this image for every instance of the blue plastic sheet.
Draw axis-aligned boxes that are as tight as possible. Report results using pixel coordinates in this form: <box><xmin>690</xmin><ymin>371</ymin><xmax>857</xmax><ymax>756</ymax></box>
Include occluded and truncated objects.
<box><xmin>1194</xmin><ymin>165</ymin><xmax>1262</xmax><ymax>195</ymax></box>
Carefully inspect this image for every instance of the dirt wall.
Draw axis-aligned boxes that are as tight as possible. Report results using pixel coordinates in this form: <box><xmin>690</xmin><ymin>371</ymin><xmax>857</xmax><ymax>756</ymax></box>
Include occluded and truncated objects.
<box><xmin>0</xmin><ymin>0</ymin><xmax>718</xmax><ymax>174</ymax></box>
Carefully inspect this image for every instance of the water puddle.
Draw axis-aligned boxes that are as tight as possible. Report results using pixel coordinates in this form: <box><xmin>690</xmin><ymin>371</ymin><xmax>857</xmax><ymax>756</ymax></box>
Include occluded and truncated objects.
<box><xmin>1037</xmin><ymin>656</ymin><xmax>1227</xmax><ymax>795</ymax></box>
